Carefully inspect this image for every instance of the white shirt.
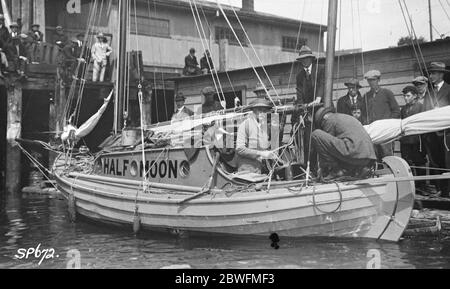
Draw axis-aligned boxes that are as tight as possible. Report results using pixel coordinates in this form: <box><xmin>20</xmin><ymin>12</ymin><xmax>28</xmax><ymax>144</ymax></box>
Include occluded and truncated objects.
<box><xmin>435</xmin><ymin>81</ymin><xmax>444</xmax><ymax>92</ymax></box>
<box><xmin>349</xmin><ymin>95</ymin><xmax>358</xmax><ymax>105</ymax></box>
<box><xmin>304</xmin><ymin>64</ymin><xmax>312</xmax><ymax>75</ymax></box>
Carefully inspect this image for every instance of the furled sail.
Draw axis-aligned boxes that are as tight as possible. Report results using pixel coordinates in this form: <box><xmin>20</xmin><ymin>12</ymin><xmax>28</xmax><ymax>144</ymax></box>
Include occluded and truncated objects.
<box><xmin>61</xmin><ymin>90</ymin><xmax>113</xmax><ymax>142</ymax></box>
<box><xmin>364</xmin><ymin>106</ymin><xmax>450</xmax><ymax>144</ymax></box>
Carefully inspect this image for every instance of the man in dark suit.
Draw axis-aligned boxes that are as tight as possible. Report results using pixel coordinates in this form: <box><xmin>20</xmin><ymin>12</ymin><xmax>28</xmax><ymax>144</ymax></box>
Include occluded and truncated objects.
<box><xmin>423</xmin><ymin>62</ymin><xmax>450</xmax><ymax>197</ymax></box>
<box><xmin>336</xmin><ymin>78</ymin><xmax>364</xmax><ymax>121</ymax></box>
<box><xmin>183</xmin><ymin>48</ymin><xmax>201</xmax><ymax>76</ymax></box>
<box><xmin>0</xmin><ymin>15</ymin><xmax>11</xmax><ymax>50</ymax></box>
<box><xmin>293</xmin><ymin>45</ymin><xmax>325</xmax><ymax>176</ymax></box>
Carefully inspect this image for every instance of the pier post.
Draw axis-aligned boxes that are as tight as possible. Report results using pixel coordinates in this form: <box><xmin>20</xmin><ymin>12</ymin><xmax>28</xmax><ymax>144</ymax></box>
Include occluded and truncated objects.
<box><xmin>5</xmin><ymin>82</ymin><xmax>23</xmax><ymax>194</ymax></box>
<box><xmin>219</xmin><ymin>39</ymin><xmax>228</xmax><ymax>72</ymax></box>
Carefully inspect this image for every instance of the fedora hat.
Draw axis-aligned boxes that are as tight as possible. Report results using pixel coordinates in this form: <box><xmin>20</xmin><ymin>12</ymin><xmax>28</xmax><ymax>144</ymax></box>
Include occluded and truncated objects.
<box><xmin>428</xmin><ymin>62</ymin><xmax>450</xmax><ymax>73</ymax></box>
<box><xmin>244</xmin><ymin>98</ymin><xmax>273</xmax><ymax>112</ymax></box>
<box><xmin>175</xmin><ymin>93</ymin><xmax>186</xmax><ymax>101</ymax></box>
<box><xmin>344</xmin><ymin>78</ymin><xmax>362</xmax><ymax>88</ymax></box>
<box><xmin>97</xmin><ymin>32</ymin><xmax>105</xmax><ymax>39</ymax></box>
<box><xmin>314</xmin><ymin>107</ymin><xmax>335</xmax><ymax>126</ymax></box>
<box><xmin>296</xmin><ymin>45</ymin><xmax>317</xmax><ymax>61</ymax></box>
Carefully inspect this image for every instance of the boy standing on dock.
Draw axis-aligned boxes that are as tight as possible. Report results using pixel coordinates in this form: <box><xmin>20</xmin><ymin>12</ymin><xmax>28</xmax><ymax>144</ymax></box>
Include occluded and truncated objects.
<box><xmin>400</xmin><ymin>86</ymin><xmax>426</xmax><ymax>191</ymax></box>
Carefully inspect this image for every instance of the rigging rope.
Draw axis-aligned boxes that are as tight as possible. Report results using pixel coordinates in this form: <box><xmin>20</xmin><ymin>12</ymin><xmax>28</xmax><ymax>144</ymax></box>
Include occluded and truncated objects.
<box><xmin>216</xmin><ymin>1</ymin><xmax>277</xmax><ymax>108</ymax></box>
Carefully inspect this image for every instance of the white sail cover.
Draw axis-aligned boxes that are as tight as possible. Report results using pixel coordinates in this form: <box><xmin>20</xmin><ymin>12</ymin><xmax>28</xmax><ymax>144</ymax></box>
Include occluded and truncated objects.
<box><xmin>61</xmin><ymin>90</ymin><xmax>113</xmax><ymax>142</ymax></box>
<box><xmin>364</xmin><ymin>106</ymin><xmax>450</xmax><ymax>145</ymax></box>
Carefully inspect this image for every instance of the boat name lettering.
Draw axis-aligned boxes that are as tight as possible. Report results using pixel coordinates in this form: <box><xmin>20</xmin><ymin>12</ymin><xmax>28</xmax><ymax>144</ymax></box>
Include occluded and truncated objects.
<box><xmin>102</xmin><ymin>158</ymin><xmax>178</xmax><ymax>179</ymax></box>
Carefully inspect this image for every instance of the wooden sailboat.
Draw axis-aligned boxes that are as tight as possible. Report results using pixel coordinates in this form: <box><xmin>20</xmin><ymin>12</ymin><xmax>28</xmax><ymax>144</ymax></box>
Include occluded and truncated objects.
<box><xmin>50</xmin><ymin>0</ymin><xmax>418</xmax><ymax>242</ymax></box>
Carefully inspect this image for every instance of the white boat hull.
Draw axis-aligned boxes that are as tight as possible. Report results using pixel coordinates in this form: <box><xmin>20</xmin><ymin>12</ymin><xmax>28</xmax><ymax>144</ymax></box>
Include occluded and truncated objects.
<box><xmin>53</xmin><ymin>152</ymin><xmax>415</xmax><ymax>241</ymax></box>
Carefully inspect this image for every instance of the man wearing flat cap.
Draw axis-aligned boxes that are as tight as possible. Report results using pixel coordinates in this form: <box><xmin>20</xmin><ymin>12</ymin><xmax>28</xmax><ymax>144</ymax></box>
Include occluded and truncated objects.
<box><xmin>337</xmin><ymin>78</ymin><xmax>365</xmax><ymax>121</ymax></box>
<box><xmin>412</xmin><ymin>76</ymin><xmax>432</xmax><ymax>110</ymax></box>
<box><xmin>172</xmin><ymin>92</ymin><xmax>194</xmax><ymax>121</ymax></box>
<box><xmin>422</xmin><ymin>62</ymin><xmax>450</xmax><ymax>198</ymax></box>
<box><xmin>294</xmin><ymin>45</ymin><xmax>325</xmax><ymax>173</ymax></box>
<box><xmin>311</xmin><ymin>107</ymin><xmax>376</xmax><ymax>180</ymax></box>
<box><xmin>197</xmin><ymin>86</ymin><xmax>222</xmax><ymax>114</ymax></box>
<box><xmin>236</xmin><ymin>99</ymin><xmax>277</xmax><ymax>174</ymax></box>
<box><xmin>27</xmin><ymin>23</ymin><xmax>44</xmax><ymax>63</ymax></box>
<box><xmin>362</xmin><ymin>69</ymin><xmax>400</xmax><ymax>161</ymax></box>
<box><xmin>53</xmin><ymin>25</ymin><xmax>69</xmax><ymax>46</ymax></box>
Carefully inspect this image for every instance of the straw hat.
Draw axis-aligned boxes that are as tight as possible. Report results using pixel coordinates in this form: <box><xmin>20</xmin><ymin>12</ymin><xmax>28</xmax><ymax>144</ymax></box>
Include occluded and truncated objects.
<box><xmin>244</xmin><ymin>98</ymin><xmax>273</xmax><ymax>112</ymax></box>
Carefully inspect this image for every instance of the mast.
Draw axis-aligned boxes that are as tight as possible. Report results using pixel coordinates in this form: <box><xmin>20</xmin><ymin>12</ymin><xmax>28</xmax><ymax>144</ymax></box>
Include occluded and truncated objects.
<box><xmin>115</xmin><ymin>0</ymin><xmax>128</xmax><ymax>133</ymax></box>
<box><xmin>428</xmin><ymin>0</ymin><xmax>433</xmax><ymax>41</ymax></box>
<box><xmin>323</xmin><ymin>0</ymin><xmax>339</xmax><ymax>108</ymax></box>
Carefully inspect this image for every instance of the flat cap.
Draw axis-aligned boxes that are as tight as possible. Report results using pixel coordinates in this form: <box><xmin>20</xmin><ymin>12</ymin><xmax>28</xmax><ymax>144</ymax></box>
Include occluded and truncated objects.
<box><xmin>364</xmin><ymin>70</ymin><xmax>381</xmax><ymax>79</ymax></box>
<box><xmin>412</xmin><ymin>76</ymin><xmax>428</xmax><ymax>85</ymax></box>
<box><xmin>56</xmin><ymin>26</ymin><xmax>63</xmax><ymax>30</ymax></box>
<box><xmin>201</xmin><ymin>86</ymin><xmax>216</xmax><ymax>95</ymax></box>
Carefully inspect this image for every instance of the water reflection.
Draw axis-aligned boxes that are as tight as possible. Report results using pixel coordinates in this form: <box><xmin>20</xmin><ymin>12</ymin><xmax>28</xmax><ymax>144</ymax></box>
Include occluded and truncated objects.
<box><xmin>0</xmin><ymin>193</ymin><xmax>449</xmax><ymax>269</ymax></box>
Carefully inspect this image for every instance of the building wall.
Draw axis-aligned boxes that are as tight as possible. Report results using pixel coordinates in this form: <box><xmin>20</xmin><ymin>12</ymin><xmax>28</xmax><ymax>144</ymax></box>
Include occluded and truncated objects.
<box><xmin>39</xmin><ymin>0</ymin><xmax>323</xmax><ymax>72</ymax></box>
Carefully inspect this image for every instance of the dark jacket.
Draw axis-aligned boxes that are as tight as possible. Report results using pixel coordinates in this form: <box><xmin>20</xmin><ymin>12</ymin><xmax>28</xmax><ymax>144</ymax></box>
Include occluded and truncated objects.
<box><xmin>429</xmin><ymin>82</ymin><xmax>450</xmax><ymax>108</ymax></box>
<box><xmin>295</xmin><ymin>64</ymin><xmax>325</xmax><ymax>104</ymax></box>
<box><xmin>336</xmin><ymin>92</ymin><xmax>364</xmax><ymax>116</ymax></box>
<box><xmin>0</xmin><ymin>26</ymin><xmax>10</xmax><ymax>49</ymax></box>
<box><xmin>362</xmin><ymin>87</ymin><xmax>400</xmax><ymax>124</ymax></box>
<box><xmin>317</xmin><ymin>113</ymin><xmax>377</xmax><ymax>161</ymax></box>
<box><xmin>400</xmin><ymin>101</ymin><xmax>424</xmax><ymax>145</ymax></box>
<box><xmin>200</xmin><ymin>56</ymin><xmax>214</xmax><ymax>71</ymax></box>
<box><xmin>53</xmin><ymin>33</ymin><xmax>69</xmax><ymax>45</ymax></box>
<box><xmin>28</xmin><ymin>30</ymin><xmax>44</xmax><ymax>42</ymax></box>
<box><xmin>184</xmin><ymin>54</ymin><xmax>198</xmax><ymax>68</ymax></box>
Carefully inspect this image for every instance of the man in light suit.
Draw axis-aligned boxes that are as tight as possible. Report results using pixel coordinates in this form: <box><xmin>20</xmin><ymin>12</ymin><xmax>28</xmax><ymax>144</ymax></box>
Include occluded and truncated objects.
<box><xmin>171</xmin><ymin>92</ymin><xmax>193</xmax><ymax>121</ymax></box>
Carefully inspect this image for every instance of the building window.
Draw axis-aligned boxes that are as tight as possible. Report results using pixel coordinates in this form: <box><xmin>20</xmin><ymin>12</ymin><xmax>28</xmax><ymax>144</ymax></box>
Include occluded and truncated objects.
<box><xmin>215</xmin><ymin>26</ymin><xmax>246</xmax><ymax>46</ymax></box>
<box><xmin>130</xmin><ymin>16</ymin><xmax>170</xmax><ymax>38</ymax></box>
<box><xmin>282</xmin><ymin>36</ymin><xmax>307</xmax><ymax>52</ymax></box>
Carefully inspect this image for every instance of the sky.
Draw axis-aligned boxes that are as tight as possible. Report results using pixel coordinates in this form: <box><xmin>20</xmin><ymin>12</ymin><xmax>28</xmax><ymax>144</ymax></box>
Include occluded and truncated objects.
<box><xmin>209</xmin><ymin>0</ymin><xmax>450</xmax><ymax>51</ymax></box>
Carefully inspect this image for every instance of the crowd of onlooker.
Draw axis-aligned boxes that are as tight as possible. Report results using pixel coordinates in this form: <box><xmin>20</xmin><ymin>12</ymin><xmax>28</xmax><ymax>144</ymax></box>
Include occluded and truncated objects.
<box><xmin>0</xmin><ymin>14</ymin><xmax>112</xmax><ymax>84</ymax></box>
<box><xmin>336</xmin><ymin>62</ymin><xmax>450</xmax><ymax>197</ymax></box>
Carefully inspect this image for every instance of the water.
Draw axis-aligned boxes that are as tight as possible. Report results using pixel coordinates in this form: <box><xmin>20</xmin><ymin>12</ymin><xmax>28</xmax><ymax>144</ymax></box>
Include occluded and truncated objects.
<box><xmin>1</xmin><ymin>192</ymin><xmax>450</xmax><ymax>269</ymax></box>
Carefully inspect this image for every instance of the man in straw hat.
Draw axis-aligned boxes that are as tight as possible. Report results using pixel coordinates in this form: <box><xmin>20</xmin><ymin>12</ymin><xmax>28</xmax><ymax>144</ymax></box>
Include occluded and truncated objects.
<box><xmin>337</xmin><ymin>78</ymin><xmax>364</xmax><ymax>120</ymax></box>
<box><xmin>311</xmin><ymin>107</ymin><xmax>376</xmax><ymax>180</ymax></box>
<box><xmin>236</xmin><ymin>99</ymin><xmax>277</xmax><ymax>174</ymax></box>
<box><xmin>91</xmin><ymin>32</ymin><xmax>112</xmax><ymax>82</ymax></box>
<box><xmin>293</xmin><ymin>45</ymin><xmax>325</xmax><ymax>174</ymax></box>
<box><xmin>421</xmin><ymin>62</ymin><xmax>450</xmax><ymax>198</ymax></box>
<box><xmin>362</xmin><ymin>69</ymin><xmax>400</xmax><ymax>161</ymax></box>
<box><xmin>172</xmin><ymin>92</ymin><xmax>193</xmax><ymax>121</ymax></box>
